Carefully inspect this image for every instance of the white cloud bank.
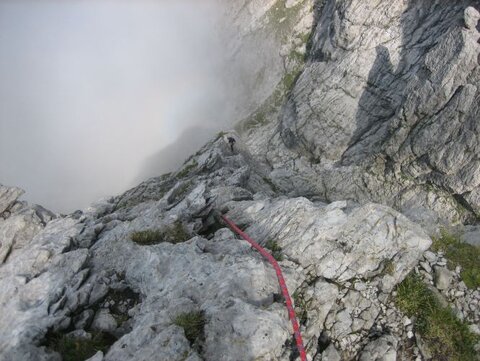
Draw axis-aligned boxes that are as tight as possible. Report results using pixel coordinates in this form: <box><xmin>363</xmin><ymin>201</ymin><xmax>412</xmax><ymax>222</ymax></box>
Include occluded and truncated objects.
<box><xmin>0</xmin><ymin>0</ymin><xmax>234</xmax><ymax>212</ymax></box>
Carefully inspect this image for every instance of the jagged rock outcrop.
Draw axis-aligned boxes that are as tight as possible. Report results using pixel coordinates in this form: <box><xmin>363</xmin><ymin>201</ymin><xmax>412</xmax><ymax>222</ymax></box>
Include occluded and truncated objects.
<box><xmin>0</xmin><ymin>136</ymin><xmax>431</xmax><ymax>361</ymax></box>
<box><xmin>243</xmin><ymin>0</ymin><xmax>480</xmax><ymax>229</ymax></box>
<box><xmin>0</xmin><ymin>185</ymin><xmax>56</xmax><ymax>264</ymax></box>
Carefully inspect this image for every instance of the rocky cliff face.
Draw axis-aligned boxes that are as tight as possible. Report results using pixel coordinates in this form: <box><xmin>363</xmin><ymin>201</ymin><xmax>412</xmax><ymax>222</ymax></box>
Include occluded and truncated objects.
<box><xmin>219</xmin><ymin>0</ymin><xmax>315</xmax><ymax>122</ymax></box>
<box><xmin>1</xmin><ymin>1</ymin><xmax>480</xmax><ymax>361</ymax></box>
<box><xmin>244</xmin><ymin>0</ymin><xmax>480</xmax><ymax>229</ymax></box>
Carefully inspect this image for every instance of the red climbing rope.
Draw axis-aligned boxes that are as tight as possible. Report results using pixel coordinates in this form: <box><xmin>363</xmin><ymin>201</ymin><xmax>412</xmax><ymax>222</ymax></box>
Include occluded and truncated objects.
<box><xmin>221</xmin><ymin>215</ymin><xmax>308</xmax><ymax>361</ymax></box>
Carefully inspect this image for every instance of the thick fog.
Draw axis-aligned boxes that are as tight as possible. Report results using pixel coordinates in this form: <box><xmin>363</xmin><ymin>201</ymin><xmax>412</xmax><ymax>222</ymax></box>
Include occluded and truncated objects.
<box><xmin>0</xmin><ymin>1</ymin><xmax>237</xmax><ymax>213</ymax></box>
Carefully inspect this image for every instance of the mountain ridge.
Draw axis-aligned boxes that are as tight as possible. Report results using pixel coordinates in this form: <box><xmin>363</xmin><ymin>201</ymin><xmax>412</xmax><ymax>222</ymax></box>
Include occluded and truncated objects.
<box><xmin>1</xmin><ymin>1</ymin><xmax>480</xmax><ymax>360</ymax></box>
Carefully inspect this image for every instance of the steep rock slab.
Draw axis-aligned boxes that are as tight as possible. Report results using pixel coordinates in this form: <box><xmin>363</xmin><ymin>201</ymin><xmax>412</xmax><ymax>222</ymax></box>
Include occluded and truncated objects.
<box><xmin>225</xmin><ymin>197</ymin><xmax>431</xmax><ymax>358</ymax></box>
<box><xmin>227</xmin><ymin>198</ymin><xmax>430</xmax><ymax>286</ymax></box>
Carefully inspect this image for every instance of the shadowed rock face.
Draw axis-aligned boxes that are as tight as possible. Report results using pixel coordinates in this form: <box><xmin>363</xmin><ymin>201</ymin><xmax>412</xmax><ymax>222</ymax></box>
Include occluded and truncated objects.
<box><xmin>244</xmin><ymin>0</ymin><xmax>480</xmax><ymax>227</ymax></box>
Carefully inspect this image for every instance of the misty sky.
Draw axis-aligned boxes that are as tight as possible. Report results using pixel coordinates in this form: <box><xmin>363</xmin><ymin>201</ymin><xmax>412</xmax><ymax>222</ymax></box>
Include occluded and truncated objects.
<box><xmin>0</xmin><ymin>1</ymin><xmax>231</xmax><ymax>212</ymax></box>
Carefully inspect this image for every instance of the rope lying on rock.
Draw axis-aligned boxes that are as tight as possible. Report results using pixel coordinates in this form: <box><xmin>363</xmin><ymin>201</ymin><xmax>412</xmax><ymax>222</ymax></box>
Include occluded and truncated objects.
<box><xmin>221</xmin><ymin>215</ymin><xmax>307</xmax><ymax>361</ymax></box>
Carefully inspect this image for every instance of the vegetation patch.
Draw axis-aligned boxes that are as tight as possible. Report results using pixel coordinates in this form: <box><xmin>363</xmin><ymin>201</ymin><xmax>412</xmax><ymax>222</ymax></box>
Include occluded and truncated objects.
<box><xmin>395</xmin><ymin>273</ymin><xmax>479</xmax><ymax>361</ymax></box>
<box><xmin>104</xmin><ymin>288</ymin><xmax>140</xmax><ymax>327</ymax></box>
<box><xmin>130</xmin><ymin>221</ymin><xmax>190</xmax><ymax>245</ymax></box>
<box><xmin>45</xmin><ymin>331</ymin><xmax>116</xmax><ymax>361</ymax></box>
<box><xmin>292</xmin><ymin>288</ymin><xmax>312</xmax><ymax>325</ymax></box>
<box><xmin>171</xmin><ymin>181</ymin><xmax>193</xmax><ymax>203</ymax></box>
<box><xmin>162</xmin><ymin>221</ymin><xmax>191</xmax><ymax>244</ymax></box>
<box><xmin>432</xmin><ymin>230</ymin><xmax>480</xmax><ymax>289</ymax></box>
<box><xmin>130</xmin><ymin>229</ymin><xmax>164</xmax><ymax>245</ymax></box>
<box><xmin>263</xmin><ymin>176</ymin><xmax>280</xmax><ymax>193</ymax></box>
<box><xmin>173</xmin><ymin>311</ymin><xmax>205</xmax><ymax>345</ymax></box>
<box><xmin>236</xmin><ymin>0</ymin><xmax>312</xmax><ymax>134</ymax></box>
<box><xmin>238</xmin><ymin>66</ymin><xmax>303</xmax><ymax>133</ymax></box>
<box><xmin>265</xmin><ymin>239</ymin><xmax>283</xmax><ymax>261</ymax></box>
<box><xmin>177</xmin><ymin>160</ymin><xmax>198</xmax><ymax>179</ymax></box>
<box><xmin>160</xmin><ymin>172</ymin><xmax>172</xmax><ymax>181</ymax></box>
<box><xmin>115</xmin><ymin>175</ymin><xmax>175</xmax><ymax>210</ymax></box>
<box><xmin>282</xmin><ymin>69</ymin><xmax>302</xmax><ymax>91</ymax></box>
<box><xmin>381</xmin><ymin>258</ymin><xmax>395</xmax><ymax>276</ymax></box>
<box><xmin>264</xmin><ymin>0</ymin><xmax>307</xmax><ymax>41</ymax></box>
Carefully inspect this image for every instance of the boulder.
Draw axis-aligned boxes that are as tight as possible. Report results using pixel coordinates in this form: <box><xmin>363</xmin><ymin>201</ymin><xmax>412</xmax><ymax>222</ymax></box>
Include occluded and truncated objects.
<box><xmin>434</xmin><ymin>266</ymin><xmax>454</xmax><ymax>290</ymax></box>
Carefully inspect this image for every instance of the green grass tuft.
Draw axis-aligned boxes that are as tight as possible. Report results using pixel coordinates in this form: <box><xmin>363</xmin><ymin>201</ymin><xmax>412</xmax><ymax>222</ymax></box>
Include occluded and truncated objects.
<box><xmin>130</xmin><ymin>221</ymin><xmax>190</xmax><ymax>246</ymax></box>
<box><xmin>265</xmin><ymin>239</ymin><xmax>283</xmax><ymax>261</ymax></box>
<box><xmin>395</xmin><ymin>274</ymin><xmax>479</xmax><ymax>361</ymax></box>
<box><xmin>46</xmin><ymin>331</ymin><xmax>116</xmax><ymax>361</ymax></box>
<box><xmin>130</xmin><ymin>229</ymin><xmax>164</xmax><ymax>245</ymax></box>
<box><xmin>173</xmin><ymin>311</ymin><xmax>205</xmax><ymax>345</ymax></box>
<box><xmin>177</xmin><ymin>160</ymin><xmax>198</xmax><ymax>179</ymax></box>
<box><xmin>432</xmin><ymin>230</ymin><xmax>480</xmax><ymax>289</ymax></box>
<box><xmin>292</xmin><ymin>289</ymin><xmax>312</xmax><ymax>325</ymax></box>
<box><xmin>163</xmin><ymin>221</ymin><xmax>191</xmax><ymax>244</ymax></box>
<box><xmin>382</xmin><ymin>258</ymin><xmax>395</xmax><ymax>276</ymax></box>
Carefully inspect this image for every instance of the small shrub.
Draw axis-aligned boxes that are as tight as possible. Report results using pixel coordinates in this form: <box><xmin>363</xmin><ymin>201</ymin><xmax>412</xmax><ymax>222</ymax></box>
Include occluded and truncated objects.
<box><xmin>130</xmin><ymin>221</ymin><xmax>190</xmax><ymax>246</ymax></box>
<box><xmin>173</xmin><ymin>311</ymin><xmax>205</xmax><ymax>345</ymax></box>
<box><xmin>46</xmin><ymin>331</ymin><xmax>116</xmax><ymax>361</ymax></box>
<box><xmin>395</xmin><ymin>273</ymin><xmax>479</xmax><ymax>361</ymax></box>
<box><xmin>265</xmin><ymin>239</ymin><xmax>283</xmax><ymax>261</ymax></box>
<box><xmin>432</xmin><ymin>230</ymin><xmax>480</xmax><ymax>289</ymax></box>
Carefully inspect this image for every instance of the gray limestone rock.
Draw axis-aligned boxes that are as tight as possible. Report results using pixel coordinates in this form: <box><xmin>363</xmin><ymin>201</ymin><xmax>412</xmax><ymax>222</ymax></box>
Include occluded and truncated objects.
<box><xmin>91</xmin><ymin>309</ymin><xmax>118</xmax><ymax>334</ymax></box>
<box><xmin>0</xmin><ymin>211</ymin><xmax>44</xmax><ymax>264</ymax></box>
<box><xmin>464</xmin><ymin>6</ymin><xmax>480</xmax><ymax>29</ymax></box>
<box><xmin>461</xmin><ymin>225</ymin><xmax>480</xmax><ymax>246</ymax></box>
<box><xmin>0</xmin><ymin>185</ymin><xmax>24</xmax><ymax>215</ymax></box>
<box><xmin>0</xmin><ymin>135</ymin><xmax>432</xmax><ymax>360</ymax></box>
<box><xmin>74</xmin><ymin>309</ymin><xmax>95</xmax><ymax>330</ymax></box>
<box><xmin>243</xmin><ymin>0</ymin><xmax>480</xmax><ymax>226</ymax></box>
<box><xmin>322</xmin><ymin>344</ymin><xmax>341</xmax><ymax>361</ymax></box>
<box><xmin>434</xmin><ymin>266</ymin><xmax>454</xmax><ymax>290</ymax></box>
<box><xmin>359</xmin><ymin>335</ymin><xmax>398</xmax><ymax>361</ymax></box>
<box><xmin>86</xmin><ymin>352</ymin><xmax>104</xmax><ymax>361</ymax></box>
<box><xmin>218</xmin><ymin>0</ymin><xmax>315</xmax><ymax>123</ymax></box>
<box><xmin>226</xmin><ymin>198</ymin><xmax>431</xmax><ymax>285</ymax></box>
<box><xmin>2</xmin><ymin>1</ymin><xmax>479</xmax><ymax>360</ymax></box>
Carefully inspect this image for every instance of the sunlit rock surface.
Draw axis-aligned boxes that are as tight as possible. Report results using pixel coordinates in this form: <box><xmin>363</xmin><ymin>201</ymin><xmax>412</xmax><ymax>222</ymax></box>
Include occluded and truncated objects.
<box><xmin>0</xmin><ymin>137</ymin><xmax>430</xmax><ymax>360</ymax></box>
